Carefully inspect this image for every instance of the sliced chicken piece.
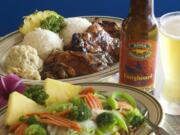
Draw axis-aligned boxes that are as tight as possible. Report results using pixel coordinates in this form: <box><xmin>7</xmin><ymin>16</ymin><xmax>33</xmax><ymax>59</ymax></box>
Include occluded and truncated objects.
<box><xmin>41</xmin><ymin>50</ymin><xmax>113</xmax><ymax>79</ymax></box>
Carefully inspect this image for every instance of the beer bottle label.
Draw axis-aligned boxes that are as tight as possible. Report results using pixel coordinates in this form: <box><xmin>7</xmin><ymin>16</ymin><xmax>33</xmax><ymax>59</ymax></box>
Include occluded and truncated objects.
<box><xmin>120</xmin><ymin>40</ymin><xmax>157</xmax><ymax>87</ymax></box>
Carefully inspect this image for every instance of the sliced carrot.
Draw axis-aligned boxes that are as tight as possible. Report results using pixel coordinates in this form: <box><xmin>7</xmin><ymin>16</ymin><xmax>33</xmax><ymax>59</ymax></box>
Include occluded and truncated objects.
<box><xmin>13</xmin><ymin>123</ymin><xmax>28</xmax><ymax>135</ymax></box>
<box><xmin>87</xmin><ymin>94</ymin><xmax>98</xmax><ymax>108</ymax></box>
<box><xmin>80</xmin><ymin>87</ymin><xmax>95</xmax><ymax>95</ymax></box>
<box><xmin>39</xmin><ymin>118</ymin><xmax>80</xmax><ymax>131</ymax></box>
<box><xmin>10</xmin><ymin>110</ymin><xmax>80</xmax><ymax>134</ymax></box>
<box><xmin>9</xmin><ymin>122</ymin><xmax>24</xmax><ymax>132</ymax></box>
<box><xmin>92</xmin><ymin>95</ymin><xmax>103</xmax><ymax>109</ymax></box>
<box><xmin>39</xmin><ymin>118</ymin><xmax>59</xmax><ymax>126</ymax></box>
<box><xmin>93</xmin><ymin>94</ymin><xmax>103</xmax><ymax>109</ymax></box>
<box><xmin>26</xmin><ymin>112</ymin><xmax>52</xmax><ymax>117</ymax></box>
<box><xmin>84</xmin><ymin>95</ymin><xmax>94</xmax><ymax>109</ymax></box>
<box><xmin>39</xmin><ymin>114</ymin><xmax>81</xmax><ymax>131</ymax></box>
<box><xmin>82</xmin><ymin>93</ymin><xmax>103</xmax><ymax>109</ymax></box>
<box><xmin>55</xmin><ymin>109</ymin><xmax>71</xmax><ymax>116</ymax></box>
<box><xmin>85</xmin><ymin>94</ymin><xmax>96</xmax><ymax>109</ymax></box>
<box><xmin>52</xmin><ymin>116</ymin><xmax>81</xmax><ymax>131</ymax></box>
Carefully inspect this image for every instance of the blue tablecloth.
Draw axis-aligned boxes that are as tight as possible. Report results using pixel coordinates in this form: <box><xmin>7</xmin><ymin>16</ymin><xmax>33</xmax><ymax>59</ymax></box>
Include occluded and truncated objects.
<box><xmin>0</xmin><ymin>0</ymin><xmax>180</xmax><ymax>36</ymax></box>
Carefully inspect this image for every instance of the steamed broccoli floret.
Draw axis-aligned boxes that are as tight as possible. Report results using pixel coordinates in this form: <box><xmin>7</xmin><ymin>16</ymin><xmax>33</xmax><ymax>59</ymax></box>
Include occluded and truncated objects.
<box><xmin>96</xmin><ymin>112</ymin><xmax>117</xmax><ymax>133</ymax></box>
<box><xmin>19</xmin><ymin>115</ymin><xmax>39</xmax><ymax>125</ymax></box>
<box><xmin>40</xmin><ymin>15</ymin><xmax>66</xmax><ymax>33</ymax></box>
<box><xmin>69</xmin><ymin>98</ymin><xmax>92</xmax><ymax>122</ymax></box>
<box><xmin>124</xmin><ymin>108</ymin><xmax>144</xmax><ymax>127</ymax></box>
<box><xmin>24</xmin><ymin>85</ymin><xmax>49</xmax><ymax>105</ymax></box>
<box><xmin>96</xmin><ymin>111</ymin><xmax>128</xmax><ymax>133</ymax></box>
<box><xmin>107</xmin><ymin>92</ymin><xmax>137</xmax><ymax>110</ymax></box>
<box><xmin>25</xmin><ymin>124</ymin><xmax>47</xmax><ymax>135</ymax></box>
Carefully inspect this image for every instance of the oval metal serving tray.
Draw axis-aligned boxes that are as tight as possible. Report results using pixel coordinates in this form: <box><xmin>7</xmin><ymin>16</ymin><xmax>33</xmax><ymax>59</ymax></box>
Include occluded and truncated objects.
<box><xmin>0</xmin><ymin>16</ymin><xmax>122</xmax><ymax>85</ymax></box>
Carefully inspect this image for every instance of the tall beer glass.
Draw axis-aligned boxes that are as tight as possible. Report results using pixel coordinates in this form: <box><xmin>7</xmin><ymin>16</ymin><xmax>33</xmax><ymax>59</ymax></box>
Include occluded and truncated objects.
<box><xmin>158</xmin><ymin>12</ymin><xmax>180</xmax><ymax>115</ymax></box>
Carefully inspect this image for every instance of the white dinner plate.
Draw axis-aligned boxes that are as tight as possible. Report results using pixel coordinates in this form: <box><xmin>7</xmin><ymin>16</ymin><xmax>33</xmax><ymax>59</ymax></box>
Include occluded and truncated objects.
<box><xmin>0</xmin><ymin>82</ymin><xmax>163</xmax><ymax>135</ymax></box>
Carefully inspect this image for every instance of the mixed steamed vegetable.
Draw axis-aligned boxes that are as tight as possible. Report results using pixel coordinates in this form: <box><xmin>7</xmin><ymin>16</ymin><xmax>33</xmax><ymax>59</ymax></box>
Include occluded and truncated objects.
<box><xmin>4</xmin><ymin>78</ymin><xmax>144</xmax><ymax>135</ymax></box>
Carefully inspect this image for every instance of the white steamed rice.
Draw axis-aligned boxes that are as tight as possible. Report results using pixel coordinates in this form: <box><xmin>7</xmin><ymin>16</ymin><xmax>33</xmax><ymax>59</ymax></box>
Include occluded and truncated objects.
<box><xmin>60</xmin><ymin>17</ymin><xmax>92</xmax><ymax>45</ymax></box>
<box><xmin>22</xmin><ymin>28</ymin><xmax>63</xmax><ymax>60</ymax></box>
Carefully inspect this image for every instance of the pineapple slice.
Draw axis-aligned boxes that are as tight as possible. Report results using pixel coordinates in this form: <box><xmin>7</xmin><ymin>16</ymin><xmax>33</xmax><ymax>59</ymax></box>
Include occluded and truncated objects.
<box><xmin>19</xmin><ymin>10</ymin><xmax>59</xmax><ymax>35</ymax></box>
<box><xmin>44</xmin><ymin>78</ymin><xmax>81</xmax><ymax>105</ymax></box>
<box><xmin>5</xmin><ymin>92</ymin><xmax>44</xmax><ymax>125</ymax></box>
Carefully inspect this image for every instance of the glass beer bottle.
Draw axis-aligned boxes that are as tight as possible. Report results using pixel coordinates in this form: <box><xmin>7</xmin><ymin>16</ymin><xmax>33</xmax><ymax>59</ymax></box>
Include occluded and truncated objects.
<box><xmin>119</xmin><ymin>0</ymin><xmax>157</xmax><ymax>91</ymax></box>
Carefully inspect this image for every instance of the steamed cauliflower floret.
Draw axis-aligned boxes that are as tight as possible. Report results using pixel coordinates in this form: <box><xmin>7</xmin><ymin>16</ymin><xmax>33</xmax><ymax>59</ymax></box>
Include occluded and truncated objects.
<box><xmin>4</xmin><ymin>45</ymin><xmax>43</xmax><ymax>80</ymax></box>
<box><xmin>22</xmin><ymin>28</ymin><xmax>63</xmax><ymax>60</ymax></box>
<box><xmin>60</xmin><ymin>17</ymin><xmax>91</xmax><ymax>45</ymax></box>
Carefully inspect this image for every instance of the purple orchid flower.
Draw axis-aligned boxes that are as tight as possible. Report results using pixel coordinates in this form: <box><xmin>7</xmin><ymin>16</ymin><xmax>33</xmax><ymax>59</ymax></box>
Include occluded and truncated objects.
<box><xmin>0</xmin><ymin>74</ymin><xmax>26</xmax><ymax>108</ymax></box>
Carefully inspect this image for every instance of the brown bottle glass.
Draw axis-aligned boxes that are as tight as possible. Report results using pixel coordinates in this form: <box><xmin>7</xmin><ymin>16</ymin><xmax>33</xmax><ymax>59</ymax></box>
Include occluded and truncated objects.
<box><xmin>119</xmin><ymin>0</ymin><xmax>158</xmax><ymax>91</ymax></box>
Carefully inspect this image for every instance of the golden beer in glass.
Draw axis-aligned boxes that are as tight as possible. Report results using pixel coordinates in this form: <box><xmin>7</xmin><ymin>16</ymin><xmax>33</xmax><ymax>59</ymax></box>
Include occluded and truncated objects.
<box><xmin>158</xmin><ymin>12</ymin><xmax>180</xmax><ymax>115</ymax></box>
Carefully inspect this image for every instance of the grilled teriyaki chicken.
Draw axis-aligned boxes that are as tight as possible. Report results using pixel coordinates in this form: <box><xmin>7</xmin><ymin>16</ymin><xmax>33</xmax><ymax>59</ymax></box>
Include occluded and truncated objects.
<box><xmin>93</xmin><ymin>18</ymin><xmax>121</xmax><ymax>38</ymax></box>
<box><xmin>65</xmin><ymin>22</ymin><xmax>120</xmax><ymax>61</ymax></box>
<box><xmin>41</xmin><ymin>50</ymin><xmax>114</xmax><ymax>79</ymax></box>
<box><xmin>41</xmin><ymin>19</ymin><xmax>121</xmax><ymax>79</ymax></box>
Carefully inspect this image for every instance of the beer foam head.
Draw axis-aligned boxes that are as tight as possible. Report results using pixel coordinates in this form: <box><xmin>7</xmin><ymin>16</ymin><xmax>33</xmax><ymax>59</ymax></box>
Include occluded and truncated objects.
<box><xmin>160</xmin><ymin>13</ymin><xmax>180</xmax><ymax>39</ymax></box>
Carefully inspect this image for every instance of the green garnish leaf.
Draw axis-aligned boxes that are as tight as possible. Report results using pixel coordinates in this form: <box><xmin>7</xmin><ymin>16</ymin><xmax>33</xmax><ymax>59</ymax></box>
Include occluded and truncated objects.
<box><xmin>40</xmin><ymin>15</ymin><xmax>66</xmax><ymax>33</ymax></box>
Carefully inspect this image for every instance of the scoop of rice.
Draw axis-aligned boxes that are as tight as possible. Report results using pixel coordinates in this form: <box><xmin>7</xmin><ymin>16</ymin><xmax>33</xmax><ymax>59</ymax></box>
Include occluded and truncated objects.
<box><xmin>60</xmin><ymin>17</ymin><xmax>91</xmax><ymax>45</ymax></box>
<box><xmin>22</xmin><ymin>28</ymin><xmax>63</xmax><ymax>60</ymax></box>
